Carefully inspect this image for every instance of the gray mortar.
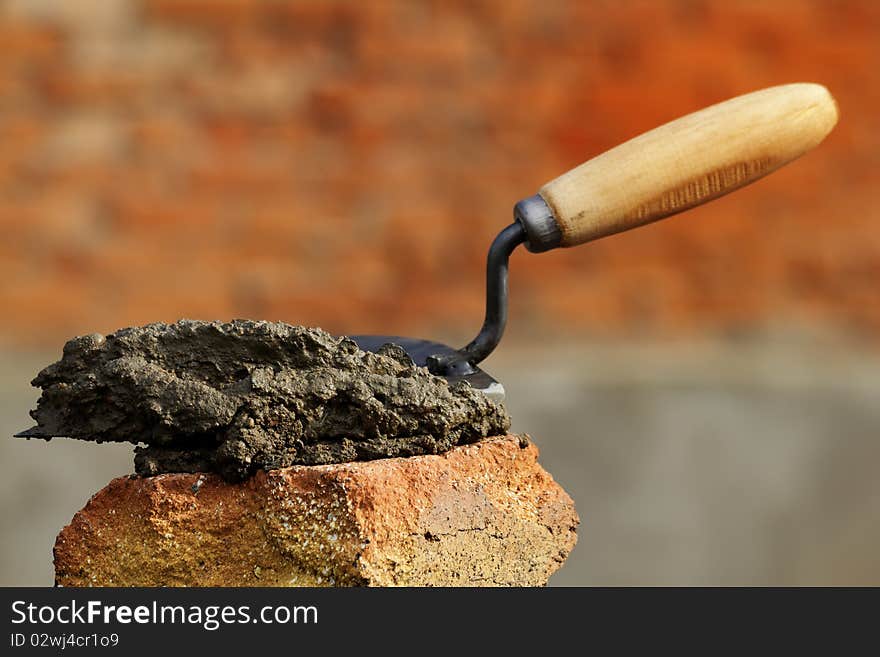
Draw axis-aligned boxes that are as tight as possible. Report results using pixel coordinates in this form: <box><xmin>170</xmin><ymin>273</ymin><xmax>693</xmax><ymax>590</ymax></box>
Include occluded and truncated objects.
<box><xmin>22</xmin><ymin>320</ymin><xmax>510</xmax><ymax>481</ymax></box>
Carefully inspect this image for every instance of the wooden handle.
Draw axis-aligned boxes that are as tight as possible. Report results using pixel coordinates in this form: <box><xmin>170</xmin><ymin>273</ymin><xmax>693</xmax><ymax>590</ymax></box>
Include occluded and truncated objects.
<box><xmin>538</xmin><ymin>83</ymin><xmax>838</xmax><ymax>248</ymax></box>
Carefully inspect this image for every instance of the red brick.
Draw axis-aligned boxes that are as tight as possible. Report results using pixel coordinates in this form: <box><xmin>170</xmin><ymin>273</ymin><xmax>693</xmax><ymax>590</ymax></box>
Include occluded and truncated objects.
<box><xmin>145</xmin><ymin>0</ymin><xmax>260</xmax><ymax>26</ymax></box>
<box><xmin>0</xmin><ymin>21</ymin><xmax>63</xmax><ymax>63</ymax></box>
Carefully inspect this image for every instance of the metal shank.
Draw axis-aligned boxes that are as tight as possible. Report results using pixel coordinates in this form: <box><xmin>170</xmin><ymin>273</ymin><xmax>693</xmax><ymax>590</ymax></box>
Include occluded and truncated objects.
<box><xmin>427</xmin><ymin>222</ymin><xmax>525</xmax><ymax>375</ymax></box>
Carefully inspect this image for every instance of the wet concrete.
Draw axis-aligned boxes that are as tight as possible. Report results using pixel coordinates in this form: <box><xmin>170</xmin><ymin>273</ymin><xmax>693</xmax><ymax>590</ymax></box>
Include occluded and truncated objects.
<box><xmin>20</xmin><ymin>320</ymin><xmax>510</xmax><ymax>481</ymax></box>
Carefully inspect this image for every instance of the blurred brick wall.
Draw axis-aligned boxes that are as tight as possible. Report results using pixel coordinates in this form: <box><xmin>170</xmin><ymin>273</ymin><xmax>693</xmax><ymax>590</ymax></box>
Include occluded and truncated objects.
<box><xmin>0</xmin><ymin>0</ymin><xmax>877</xmax><ymax>346</ymax></box>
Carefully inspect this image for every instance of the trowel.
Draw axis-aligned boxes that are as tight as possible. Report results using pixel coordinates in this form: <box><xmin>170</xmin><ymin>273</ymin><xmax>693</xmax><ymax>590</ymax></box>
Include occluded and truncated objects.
<box><xmin>350</xmin><ymin>83</ymin><xmax>838</xmax><ymax>401</ymax></box>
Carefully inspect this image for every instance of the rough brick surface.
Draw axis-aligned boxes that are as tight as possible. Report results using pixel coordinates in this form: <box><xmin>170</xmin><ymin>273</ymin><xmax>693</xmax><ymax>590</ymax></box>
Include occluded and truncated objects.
<box><xmin>53</xmin><ymin>435</ymin><xmax>579</xmax><ymax>587</ymax></box>
<box><xmin>1</xmin><ymin>1</ymin><xmax>878</xmax><ymax>344</ymax></box>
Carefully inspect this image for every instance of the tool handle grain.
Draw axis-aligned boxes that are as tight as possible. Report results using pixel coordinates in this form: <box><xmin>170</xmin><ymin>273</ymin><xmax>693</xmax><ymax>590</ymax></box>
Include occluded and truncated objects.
<box><xmin>539</xmin><ymin>83</ymin><xmax>838</xmax><ymax>248</ymax></box>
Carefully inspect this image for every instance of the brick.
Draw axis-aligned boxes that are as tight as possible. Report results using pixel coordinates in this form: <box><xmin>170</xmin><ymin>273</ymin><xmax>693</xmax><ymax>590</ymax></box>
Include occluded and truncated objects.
<box><xmin>0</xmin><ymin>21</ymin><xmax>62</xmax><ymax>63</ymax></box>
<box><xmin>54</xmin><ymin>435</ymin><xmax>579</xmax><ymax>586</ymax></box>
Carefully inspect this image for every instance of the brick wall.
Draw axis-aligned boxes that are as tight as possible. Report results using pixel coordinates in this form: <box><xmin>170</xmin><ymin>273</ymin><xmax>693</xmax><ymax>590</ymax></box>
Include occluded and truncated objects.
<box><xmin>0</xmin><ymin>0</ymin><xmax>878</xmax><ymax>346</ymax></box>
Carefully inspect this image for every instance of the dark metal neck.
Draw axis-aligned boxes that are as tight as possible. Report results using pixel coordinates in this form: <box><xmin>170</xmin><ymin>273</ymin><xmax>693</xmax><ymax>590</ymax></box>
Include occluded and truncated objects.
<box><xmin>427</xmin><ymin>222</ymin><xmax>525</xmax><ymax>376</ymax></box>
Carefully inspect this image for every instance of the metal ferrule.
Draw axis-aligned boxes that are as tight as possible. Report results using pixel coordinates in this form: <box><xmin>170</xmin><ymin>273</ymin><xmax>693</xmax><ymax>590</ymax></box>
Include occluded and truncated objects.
<box><xmin>513</xmin><ymin>193</ymin><xmax>562</xmax><ymax>253</ymax></box>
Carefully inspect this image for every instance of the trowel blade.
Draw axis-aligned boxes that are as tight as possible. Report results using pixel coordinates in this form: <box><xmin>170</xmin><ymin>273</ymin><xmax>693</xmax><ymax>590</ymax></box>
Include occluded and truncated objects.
<box><xmin>14</xmin><ymin>427</ymin><xmax>53</xmax><ymax>439</ymax></box>
<box><xmin>347</xmin><ymin>335</ymin><xmax>505</xmax><ymax>402</ymax></box>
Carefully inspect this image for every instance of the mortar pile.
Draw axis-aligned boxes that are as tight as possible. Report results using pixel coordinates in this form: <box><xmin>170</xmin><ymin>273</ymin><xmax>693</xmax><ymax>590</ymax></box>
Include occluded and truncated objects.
<box><xmin>22</xmin><ymin>320</ymin><xmax>511</xmax><ymax>481</ymax></box>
